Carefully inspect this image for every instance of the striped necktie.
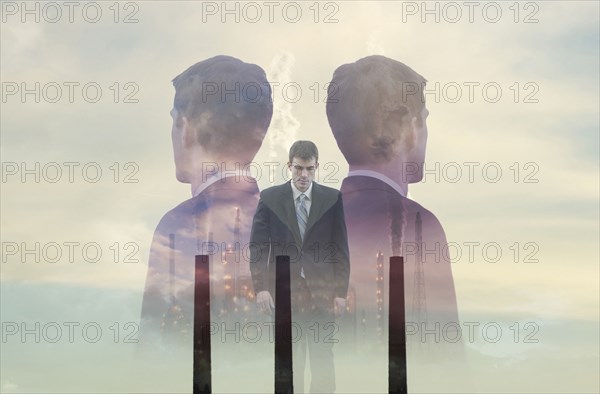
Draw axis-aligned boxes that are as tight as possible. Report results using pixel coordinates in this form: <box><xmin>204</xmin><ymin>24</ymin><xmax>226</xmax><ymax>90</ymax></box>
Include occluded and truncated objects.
<box><xmin>296</xmin><ymin>193</ymin><xmax>308</xmax><ymax>241</ymax></box>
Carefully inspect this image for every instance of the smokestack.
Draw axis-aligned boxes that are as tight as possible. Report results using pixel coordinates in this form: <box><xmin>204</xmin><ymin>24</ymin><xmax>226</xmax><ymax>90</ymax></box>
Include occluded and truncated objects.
<box><xmin>193</xmin><ymin>255</ymin><xmax>212</xmax><ymax>394</ymax></box>
<box><xmin>388</xmin><ymin>256</ymin><xmax>407</xmax><ymax>394</ymax></box>
<box><xmin>274</xmin><ymin>255</ymin><xmax>293</xmax><ymax>394</ymax></box>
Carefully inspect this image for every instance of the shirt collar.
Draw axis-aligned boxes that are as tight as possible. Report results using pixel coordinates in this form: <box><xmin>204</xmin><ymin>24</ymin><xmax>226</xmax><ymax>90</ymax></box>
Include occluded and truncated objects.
<box><xmin>347</xmin><ymin>170</ymin><xmax>407</xmax><ymax>197</ymax></box>
<box><xmin>291</xmin><ymin>181</ymin><xmax>313</xmax><ymax>201</ymax></box>
<box><xmin>192</xmin><ymin>173</ymin><xmax>240</xmax><ymax>197</ymax></box>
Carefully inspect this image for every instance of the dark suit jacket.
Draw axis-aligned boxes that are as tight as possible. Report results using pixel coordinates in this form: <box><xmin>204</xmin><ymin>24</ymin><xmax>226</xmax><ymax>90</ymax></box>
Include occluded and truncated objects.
<box><xmin>339</xmin><ymin>175</ymin><xmax>462</xmax><ymax>394</ymax></box>
<box><xmin>140</xmin><ymin>178</ymin><xmax>261</xmax><ymax>343</ymax></box>
<box><xmin>249</xmin><ymin>181</ymin><xmax>350</xmax><ymax>313</ymax></box>
<box><xmin>341</xmin><ymin>175</ymin><xmax>460</xmax><ymax>331</ymax></box>
<box><xmin>138</xmin><ymin>177</ymin><xmax>274</xmax><ymax>394</ymax></box>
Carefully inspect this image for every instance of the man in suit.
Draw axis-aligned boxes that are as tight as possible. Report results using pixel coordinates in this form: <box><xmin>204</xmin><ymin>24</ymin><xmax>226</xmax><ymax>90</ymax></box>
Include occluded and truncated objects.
<box><xmin>249</xmin><ymin>140</ymin><xmax>350</xmax><ymax>393</ymax></box>
<box><xmin>326</xmin><ymin>55</ymin><xmax>462</xmax><ymax>392</ymax></box>
<box><xmin>138</xmin><ymin>55</ymin><xmax>273</xmax><ymax>393</ymax></box>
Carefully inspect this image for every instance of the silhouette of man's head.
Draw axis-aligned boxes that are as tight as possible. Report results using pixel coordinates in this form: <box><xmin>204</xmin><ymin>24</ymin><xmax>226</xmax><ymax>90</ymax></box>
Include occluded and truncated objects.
<box><xmin>326</xmin><ymin>55</ymin><xmax>429</xmax><ymax>182</ymax></box>
<box><xmin>170</xmin><ymin>55</ymin><xmax>273</xmax><ymax>183</ymax></box>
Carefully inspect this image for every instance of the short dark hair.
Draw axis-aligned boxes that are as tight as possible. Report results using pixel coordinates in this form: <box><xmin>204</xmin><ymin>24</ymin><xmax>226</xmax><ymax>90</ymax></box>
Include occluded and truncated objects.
<box><xmin>288</xmin><ymin>140</ymin><xmax>319</xmax><ymax>163</ymax></box>
<box><xmin>326</xmin><ymin>55</ymin><xmax>427</xmax><ymax>165</ymax></box>
<box><xmin>172</xmin><ymin>55</ymin><xmax>273</xmax><ymax>159</ymax></box>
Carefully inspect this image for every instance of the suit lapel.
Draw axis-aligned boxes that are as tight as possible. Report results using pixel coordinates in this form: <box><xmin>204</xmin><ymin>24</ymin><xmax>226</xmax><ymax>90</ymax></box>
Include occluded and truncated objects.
<box><xmin>279</xmin><ymin>182</ymin><xmax>303</xmax><ymax>246</ymax></box>
<box><xmin>304</xmin><ymin>182</ymin><xmax>324</xmax><ymax>239</ymax></box>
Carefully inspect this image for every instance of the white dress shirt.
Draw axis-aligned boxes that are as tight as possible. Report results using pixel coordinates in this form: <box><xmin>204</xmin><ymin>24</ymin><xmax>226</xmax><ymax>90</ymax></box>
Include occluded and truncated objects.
<box><xmin>192</xmin><ymin>172</ymin><xmax>244</xmax><ymax>197</ymax></box>
<box><xmin>290</xmin><ymin>180</ymin><xmax>312</xmax><ymax>278</ymax></box>
<box><xmin>290</xmin><ymin>180</ymin><xmax>313</xmax><ymax>214</ymax></box>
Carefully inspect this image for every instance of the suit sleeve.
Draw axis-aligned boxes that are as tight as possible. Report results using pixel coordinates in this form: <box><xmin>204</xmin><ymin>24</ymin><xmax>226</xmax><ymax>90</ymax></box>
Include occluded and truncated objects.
<box><xmin>332</xmin><ymin>192</ymin><xmax>350</xmax><ymax>298</ymax></box>
<box><xmin>249</xmin><ymin>196</ymin><xmax>271</xmax><ymax>295</ymax></box>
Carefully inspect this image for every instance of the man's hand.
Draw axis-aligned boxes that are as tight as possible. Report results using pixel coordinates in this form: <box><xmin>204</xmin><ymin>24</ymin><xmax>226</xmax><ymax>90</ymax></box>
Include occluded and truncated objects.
<box><xmin>256</xmin><ymin>291</ymin><xmax>274</xmax><ymax>315</ymax></box>
<box><xmin>334</xmin><ymin>297</ymin><xmax>346</xmax><ymax>316</ymax></box>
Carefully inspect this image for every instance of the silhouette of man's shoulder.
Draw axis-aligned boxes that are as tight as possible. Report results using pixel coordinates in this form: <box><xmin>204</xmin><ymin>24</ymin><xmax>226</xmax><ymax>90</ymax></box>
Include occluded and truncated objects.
<box><xmin>155</xmin><ymin>179</ymin><xmax>259</xmax><ymax>232</ymax></box>
<box><xmin>342</xmin><ymin>175</ymin><xmax>447</xmax><ymax>238</ymax></box>
<box><xmin>402</xmin><ymin>197</ymin><xmax>446</xmax><ymax>237</ymax></box>
<box><xmin>154</xmin><ymin>196</ymin><xmax>199</xmax><ymax>233</ymax></box>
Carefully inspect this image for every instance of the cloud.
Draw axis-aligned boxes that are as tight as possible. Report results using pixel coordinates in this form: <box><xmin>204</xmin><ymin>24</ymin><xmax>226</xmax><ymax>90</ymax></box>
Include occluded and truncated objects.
<box><xmin>265</xmin><ymin>51</ymin><xmax>300</xmax><ymax>161</ymax></box>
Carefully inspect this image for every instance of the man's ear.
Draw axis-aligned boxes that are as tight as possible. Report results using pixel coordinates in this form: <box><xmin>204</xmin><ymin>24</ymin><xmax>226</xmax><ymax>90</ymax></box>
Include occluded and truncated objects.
<box><xmin>181</xmin><ymin>116</ymin><xmax>197</xmax><ymax>148</ymax></box>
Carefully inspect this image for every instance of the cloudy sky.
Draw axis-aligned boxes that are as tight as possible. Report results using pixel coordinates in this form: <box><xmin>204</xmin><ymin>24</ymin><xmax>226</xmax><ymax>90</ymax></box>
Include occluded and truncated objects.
<box><xmin>1</xmin><ymin>1</ymin><xmax>598</xmax><ymax>393</ymax></box>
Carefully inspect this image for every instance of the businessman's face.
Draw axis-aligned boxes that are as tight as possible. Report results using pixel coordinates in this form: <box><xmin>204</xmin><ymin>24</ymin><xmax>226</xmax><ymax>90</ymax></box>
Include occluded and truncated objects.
<box><xmin>170</xmin><ymin>107</ymin><xmax>190</xmax><ymax>183</ymax></box>
<box><xmin>406</xmin><ymin>106</ymin><xmax>429</xmax><ymax>183</ymax></box>
<box><xmin>289</xmin><ymin>156</ymin><xmax>318</xmax><ymax>192</ymax></box>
